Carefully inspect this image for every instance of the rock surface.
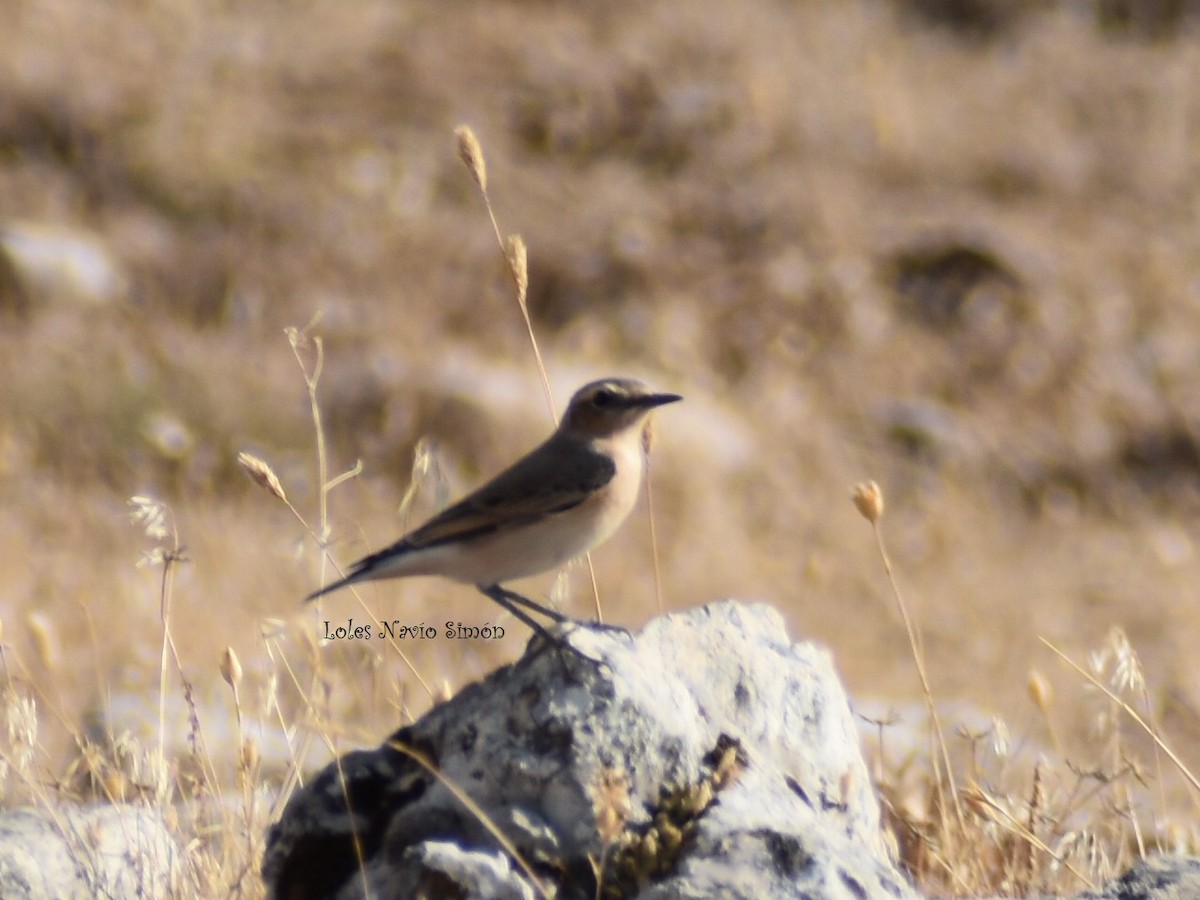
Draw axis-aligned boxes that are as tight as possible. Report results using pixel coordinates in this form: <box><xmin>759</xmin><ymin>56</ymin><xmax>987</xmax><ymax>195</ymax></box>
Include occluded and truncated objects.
<box><xmin>262</xmin><ymin>600</ymin><xmax>917</xmax><ymax>899</ymax></box>
<box><xmin>0</xmin><ymin>804</ymin><xmax>179</xmax><ymax>899</ymax></box>
<box><xmin>1077</xmin><ymin>855</ymin><xmax>1200</xmax><ymax>900</ymax></box>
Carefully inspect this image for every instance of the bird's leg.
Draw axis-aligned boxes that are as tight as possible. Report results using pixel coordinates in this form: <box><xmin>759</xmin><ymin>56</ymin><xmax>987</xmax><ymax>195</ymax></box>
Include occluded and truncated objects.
<box><xmin>477</xmin><ymin>584</ymin><xmax>593</xmax><ymax>661</ymax></box>
<box><xmin>486</xmin><ymin>585</ymin><xmax>569</xmax><ymax>622</ymax></box>
<box><xmin>486</xmin><ymin>584</ymin><xmax>629</xmax><ymax>636</ymax></box>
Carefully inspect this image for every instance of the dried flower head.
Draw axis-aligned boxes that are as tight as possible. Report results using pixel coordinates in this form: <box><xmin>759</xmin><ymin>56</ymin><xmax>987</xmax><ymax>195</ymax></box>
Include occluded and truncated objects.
<box><xmin>25</xmin><ymin>612</ymin><xmax>59</xmax><ymax>671</ymax></box>
<box><xmin>128</xmin><ymin>495</ymin><xmax>180</xmax><ymax>568</ymax></box>
<box><xmin>220</xmin><ymin>646</ymin><xmax>243</xmax><ymax>690</ymax></box>
<box><xmin>990</xmin><ymin>715</ymin><xmax>1010</xmax><ymax>759</ymax></box>
<box><xmin>852</xmin><ymin>480</ymin><xmax>885</xmax><ymax>523</ymax></box>
<box><xmin>1107</xmin><ymin>627</ymin><xmax>1145</xmax><ymax>695</ymax></box>
<box><xmin>1027</xmin><ymin>668</ymin><xmax>1053</xmax><ymax>716</ymax></box>
<box><xmin>128</xmin><ymin>496</ymin><xmax>169</xmax><ymax>542</ymax></box>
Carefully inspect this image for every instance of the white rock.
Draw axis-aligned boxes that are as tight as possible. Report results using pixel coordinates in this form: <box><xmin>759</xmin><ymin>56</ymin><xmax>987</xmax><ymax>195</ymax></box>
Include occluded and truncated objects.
<box><xmin>0</xmin><ymin>221</ymin><xmax>126</xmax><ymax>306</ymax></box>
<box><xmin>0</xmin><ymin>805</ymin><xmax>179</xmax><ymax>899</ymax></box>
<box><xmin>263</xmin><ymin>600</ymin><xmax>916</xmax><ymax>899</ymax></box>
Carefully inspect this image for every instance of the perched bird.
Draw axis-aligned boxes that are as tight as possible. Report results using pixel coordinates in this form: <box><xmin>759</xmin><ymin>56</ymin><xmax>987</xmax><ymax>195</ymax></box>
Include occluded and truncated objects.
<box><xmin>307</xmin><ymin>377</ymin><xmax>681</xmax><ymax>645</ymax></box>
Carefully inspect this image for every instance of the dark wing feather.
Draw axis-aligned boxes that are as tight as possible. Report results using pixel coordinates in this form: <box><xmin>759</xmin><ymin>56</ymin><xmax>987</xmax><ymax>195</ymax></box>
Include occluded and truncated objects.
<box><xmin>367</xmin><ymin>440</ymin><xmax>616</xmax><ymax>560</ymax></box>
<box><xmin>306</xmin><ymin>439</ymin><xmax>616</xmax><ymax>601</ymax></box>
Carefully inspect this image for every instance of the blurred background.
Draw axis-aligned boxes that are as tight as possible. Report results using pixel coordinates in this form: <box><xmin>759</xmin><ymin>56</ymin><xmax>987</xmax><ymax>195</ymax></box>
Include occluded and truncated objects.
<box><xmin>3</xmin><ymin>0</ymin><xmax>1200</xmax><ymax>805</ymax></box>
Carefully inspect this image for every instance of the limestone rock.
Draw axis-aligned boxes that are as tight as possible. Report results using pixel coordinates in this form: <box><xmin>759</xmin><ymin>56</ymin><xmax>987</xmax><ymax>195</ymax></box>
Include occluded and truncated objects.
<box><xmin>263</xmin><ymin>600</ymin><xmax>915</xmax><ymax>899</ymax></box>
<box><xmin>1079</xmin><ymin>855</ymin><xmax>1200</xmax><ymax>900</ymax></box>
<box><xmin>0</xmin><ymin>804</ymin><xmax>179</xmax><ymax>899</ymax></box>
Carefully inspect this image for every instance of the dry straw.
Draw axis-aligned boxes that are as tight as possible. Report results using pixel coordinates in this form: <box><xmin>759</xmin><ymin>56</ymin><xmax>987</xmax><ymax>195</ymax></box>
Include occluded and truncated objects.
<box><xmin>450</xmin><ymin>124</ymin><xmax>630</xmax><ymax>622</ymax></box>
<box><xmin>851</xmin><ymin>479</ymin><xmax>966</xmax><ymax>863</ymax></box>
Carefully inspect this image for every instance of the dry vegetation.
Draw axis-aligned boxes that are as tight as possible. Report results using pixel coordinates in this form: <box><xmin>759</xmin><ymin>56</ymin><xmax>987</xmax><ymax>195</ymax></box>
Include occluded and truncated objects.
<box><xmin>3</xmin><ymin>0</ymin><xmax>1200</xmax><ymax>895</ymax></box>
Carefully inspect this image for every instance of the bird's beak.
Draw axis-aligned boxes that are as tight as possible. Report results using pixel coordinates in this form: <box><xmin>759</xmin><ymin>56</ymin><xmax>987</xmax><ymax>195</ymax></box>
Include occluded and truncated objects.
<box><xmin>634</xmin><ymin>392</ymin><xmax>682</xmax><ymax>409</ymax></box>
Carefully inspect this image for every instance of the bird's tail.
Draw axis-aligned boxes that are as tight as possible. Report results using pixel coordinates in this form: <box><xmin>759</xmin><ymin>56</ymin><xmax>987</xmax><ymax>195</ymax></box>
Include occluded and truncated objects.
<box><xmin>304</xmin><ymin>535</ymin><xmax>427</xmax><ymax>607</ymax></box>
<box><xmin>303</xmin><ymin>540</ymin><xmax>411</xmax><ymax>602</ymax></box>
<box><xmin>305</xmin><ymin>576</ymin><xmax>351</xmax><ymax>603</ymax></box>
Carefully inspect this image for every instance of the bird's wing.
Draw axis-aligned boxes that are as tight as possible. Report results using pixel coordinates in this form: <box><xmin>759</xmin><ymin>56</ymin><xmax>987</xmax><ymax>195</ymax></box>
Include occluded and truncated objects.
<box><xmin>399</xmin><ymin>440</ymin><xmax>616</xmax><ymax>550</ymax></box>
<box><xmin>305</xmin><ymin>439</ymin><xmax>615</xmax><ymax>601</ymax></box>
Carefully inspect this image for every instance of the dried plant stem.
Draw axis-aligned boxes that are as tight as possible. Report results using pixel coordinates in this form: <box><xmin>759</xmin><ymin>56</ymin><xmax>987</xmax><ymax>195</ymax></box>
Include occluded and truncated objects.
<box><xmin>965</xmin><ymin>782</ymin><xmax>1096</xmax><ymax>890</ymax></box>
<box><xmin>1039</xmin><ymin>636</ymin><xmax>1200</xmax><ymax>798</ymax></box>
<box><xmin>154</xmin><ymin>529</ymin><xmax>185</xmax><ymax>763</ymax></box>
<box><xmin>454</xmin><ymin>125</ymin><xmax>619</xmax><ymax>621</ymax></box>
<box><xmin>646</xmin><ymin>457</ymin><xmax>665</xmax><ymax>617</ymax></box>
<box><xmin>869</xmin><ymin>520</ymin><xmax>966</xmax><ymax>838</ymax></box>
<box><xmin>332</xmin><ymin>750</ymin><xmax>373</xmax><ymax>900</ymax></box>
<box><xmin>287</xmin><ymin>319</ymin><xmax>332</xmax><ymax>541</ymax></box>
<box><xmin>455</xmin><ymin>127</ymin><xmax>554</xmax><ymax>418</ymax></box>
<box><xmin>157</xmin><ymin>554</ymin><xmax>172</xmax><ymax>760</ymax></box>
<box><xmin>287</xmin><ymin>324</ymin><xmax>432</xmax><ymax>691</ymax></box>
<box><xmin>586</xmin><ymin>556</ymin><xmax>605</xmax><ymax>623</ymax></box>
<box><xmin>266</xmin><ymin>329</ymin><xmax>438</xmax><ymax>701</ymax></box>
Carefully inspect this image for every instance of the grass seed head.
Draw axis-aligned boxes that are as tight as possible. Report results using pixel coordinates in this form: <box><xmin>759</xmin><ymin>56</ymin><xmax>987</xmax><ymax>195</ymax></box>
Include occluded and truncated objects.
<box><xmin>237</xmin><ymin>451</ymin><xmax>287</xmax><ymax>502</ymax></box>
<box><xmin>505</xmin><ymin>234</ymin><xmax>528</xmax><ymax>305</ymax></box>
<box><xmin>455</xmin><ymin>125</ymin><xmax>487</xmax><ymax>192</ymax></box>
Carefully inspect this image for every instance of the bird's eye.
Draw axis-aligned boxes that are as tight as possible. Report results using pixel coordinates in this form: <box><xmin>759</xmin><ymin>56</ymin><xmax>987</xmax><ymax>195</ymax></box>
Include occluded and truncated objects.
<box><xmin>592</xmin><ymin>389</ymin><xmax>615</xmax><ymax>407</ymax></box>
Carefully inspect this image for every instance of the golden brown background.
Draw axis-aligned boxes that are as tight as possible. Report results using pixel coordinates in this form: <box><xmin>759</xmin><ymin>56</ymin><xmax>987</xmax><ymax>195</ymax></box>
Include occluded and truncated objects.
<box><xmin>3</xmin><ymin>0</ymin><xmax>1200</xmax><ymax>822</ymax></box>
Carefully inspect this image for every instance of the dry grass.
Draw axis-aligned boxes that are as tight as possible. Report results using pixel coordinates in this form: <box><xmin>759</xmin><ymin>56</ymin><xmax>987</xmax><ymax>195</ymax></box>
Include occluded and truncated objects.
<box><xmin>3</xmin><ymin>0</ymin><xmax>1200</xmax><ymax>895</ymax></box>
<box><xmin>857</xmin><ymin>480</ymin><xmax>1200</xmax><ymax>895</ymax></box>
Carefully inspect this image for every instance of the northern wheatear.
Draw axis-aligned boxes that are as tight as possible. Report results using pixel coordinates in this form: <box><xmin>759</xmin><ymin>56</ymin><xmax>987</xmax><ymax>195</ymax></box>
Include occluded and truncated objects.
<box><xmin>306</xmin><ymin>377</ymin><xmax>681</xmax><ymax>645</ymax></box>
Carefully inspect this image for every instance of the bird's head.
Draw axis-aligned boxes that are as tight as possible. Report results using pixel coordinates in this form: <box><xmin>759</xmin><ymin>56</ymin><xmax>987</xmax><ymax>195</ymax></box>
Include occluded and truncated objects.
<box><xmin>560</xmin><ymin>377</ymin><xmax>682</xmax><ymax>439</ymax></box>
